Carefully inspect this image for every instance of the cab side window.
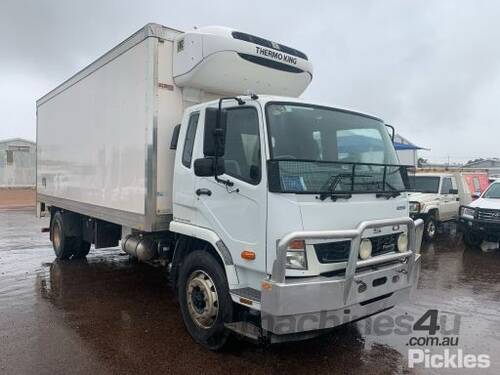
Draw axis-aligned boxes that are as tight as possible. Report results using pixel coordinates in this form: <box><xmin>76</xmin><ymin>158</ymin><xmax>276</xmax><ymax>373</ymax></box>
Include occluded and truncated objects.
<box><xmin>223</xmin><ymin>107</ymin><xmax>261</xmax><ymax>184</ymax></box>
<box><xmin>182</xmin><ymin>112</ymin><xmax>200</xmax><ymax>168</ymax></box>
<box><xmin>440</xmin><ymin>177</ymin><xmax>452</xmax><ymax>194</ymax></box>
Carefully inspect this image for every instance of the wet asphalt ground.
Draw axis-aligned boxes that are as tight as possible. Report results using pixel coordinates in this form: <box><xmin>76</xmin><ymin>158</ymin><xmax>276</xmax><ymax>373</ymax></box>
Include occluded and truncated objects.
<box><xmin>0</xmin><ymin>209</ymin><xmax>499</xmax><ymax>375</ymax></box>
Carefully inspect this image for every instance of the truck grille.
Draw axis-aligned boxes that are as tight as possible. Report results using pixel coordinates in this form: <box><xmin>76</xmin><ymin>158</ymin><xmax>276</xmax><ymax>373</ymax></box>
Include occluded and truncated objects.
<box><xmin>476</xmin><ymin>208</ymin><xmax>500</xmax><ymax>222</ymax></box>
<box><xmin>314</xmin><ymin>234</ymin><xmax>399</xmax><ymax>264</ymax></box>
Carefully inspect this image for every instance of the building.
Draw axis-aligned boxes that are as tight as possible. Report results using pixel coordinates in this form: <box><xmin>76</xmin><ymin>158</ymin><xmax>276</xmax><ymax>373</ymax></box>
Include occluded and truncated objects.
<box><xmin>394</xmin><ymin>134</ymin><xmax>429</xmax><ymax>167</ymax></box>
<box><xmin>463</xmin><ymin>158</ymin><xmax>500</xmax><ymax>179</ymax></box>
<box><xmin>0</xmin><ymin>138</ymin><xmax>36</xmax><ymax>187</ymax></box>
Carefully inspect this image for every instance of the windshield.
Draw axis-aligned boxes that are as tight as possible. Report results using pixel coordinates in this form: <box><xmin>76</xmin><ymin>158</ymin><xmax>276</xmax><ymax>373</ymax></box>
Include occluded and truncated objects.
<box><xmin>266</xmin><ymin>103</ymin><xmax>398</xmax><ymax>164</ymax></box>
<box><xmin>410</xmin><ymin>176</ymin><xmax>440</xmax><ymax>193</ymax></box>
<box><xmin>266</xmin><ymin>102</ymin><xmax>408</xmax><ymax>194</ymax></box>
<box><xmin>483</xmin><ymin>183</ymin><xmax>500</xmax><ymax>199</ymax></box>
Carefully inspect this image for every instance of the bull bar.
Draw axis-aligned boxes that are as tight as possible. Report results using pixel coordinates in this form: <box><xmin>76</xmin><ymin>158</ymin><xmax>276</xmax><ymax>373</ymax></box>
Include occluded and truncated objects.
<box><xmin>261</xmin><ymin>217</ymin><xmax>424</xmax><ymax>336</ymax></box>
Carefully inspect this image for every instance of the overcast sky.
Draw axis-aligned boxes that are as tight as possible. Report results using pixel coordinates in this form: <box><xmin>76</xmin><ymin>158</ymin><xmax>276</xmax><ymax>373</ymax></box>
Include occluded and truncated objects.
<box><xmin>1</xmin><ymin>0</ymin><xmax>499</xmax><ymax>163</ymax></box>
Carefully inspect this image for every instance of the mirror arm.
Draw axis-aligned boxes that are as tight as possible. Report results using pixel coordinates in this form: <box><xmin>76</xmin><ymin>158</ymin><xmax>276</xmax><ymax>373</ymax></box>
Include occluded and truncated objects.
<box><xmin>386</xmin><ymin>123</ymin><xmax>395</xmax><ymax>142</ymax></box>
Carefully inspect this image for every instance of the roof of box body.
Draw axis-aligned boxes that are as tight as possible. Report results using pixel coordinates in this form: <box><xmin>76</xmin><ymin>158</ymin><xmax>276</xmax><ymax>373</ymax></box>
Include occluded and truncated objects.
<box><xmin>37</xmin><ymin>23</ymin><xmax>183</xmax><ymax>106</ymax></box>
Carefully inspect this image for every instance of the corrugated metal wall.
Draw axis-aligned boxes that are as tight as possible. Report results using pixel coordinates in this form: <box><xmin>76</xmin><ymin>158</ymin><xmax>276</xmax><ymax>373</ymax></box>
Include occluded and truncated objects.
<box><xmin>0</xmin><ymin>139</ymin><xmax>36</xmax><ymax>187</ymax></box>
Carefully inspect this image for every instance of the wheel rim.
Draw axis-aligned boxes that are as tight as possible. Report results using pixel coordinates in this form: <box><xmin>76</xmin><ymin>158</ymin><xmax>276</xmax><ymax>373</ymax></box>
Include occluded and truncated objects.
<box><xmin>186</xmin><ymin>270</ymin><xmax>219</xmax><ymax>329</ymax></box>
<box><xmin>427</xmin><ymin>221</ymin><xmax>436</xmax><ymax>238</ymax></box>
<box><xmin>53</xmin><ymin>221</ymin><xmax>62</xmax><ymax>250</ymax></box>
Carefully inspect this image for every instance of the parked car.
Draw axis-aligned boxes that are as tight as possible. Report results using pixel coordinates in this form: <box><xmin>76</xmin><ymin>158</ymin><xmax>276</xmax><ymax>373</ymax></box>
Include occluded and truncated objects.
<box><xmin>459</xmin><ymin>181</ymin><xmax>500</xmax><ymax>248</ymax></box>
<box><xmin>408</xmin><ymin>172</ymin><xmax>471</xmax><ymax>241</ymax></box>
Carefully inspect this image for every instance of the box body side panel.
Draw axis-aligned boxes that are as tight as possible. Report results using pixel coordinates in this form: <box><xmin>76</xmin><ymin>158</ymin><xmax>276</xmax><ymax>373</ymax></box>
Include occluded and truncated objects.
<box><xmin>37</xmin><ymin>39</ymin><xmax>153</xmax><ymax>216</ymax></box>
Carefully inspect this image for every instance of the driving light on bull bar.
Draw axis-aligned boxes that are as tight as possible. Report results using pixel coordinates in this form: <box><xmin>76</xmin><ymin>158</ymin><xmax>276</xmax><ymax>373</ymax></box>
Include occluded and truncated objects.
<box><xmin>397</xmin><ymin>233</ymin><xmax>408</xmax><ymax>252</ymax></box>
<box><xmin>359</xmin><ymin>239</ymin><xmax>372</xmax><ymax>260</ymax></box>
<box><xmin>285</xmin><ymin>240</ymin><xmax>307</xmax><ymax>270</ymax></box>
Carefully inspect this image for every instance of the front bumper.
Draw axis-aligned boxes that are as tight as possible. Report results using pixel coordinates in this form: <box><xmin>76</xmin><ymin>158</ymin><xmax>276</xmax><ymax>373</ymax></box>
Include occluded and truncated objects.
<box><xmin>459</xmin><ymin>217</ymin><xmax>500</xmax><ymax>241</ymax></box>
<box><xmin>261</xmin><ymin>217</ymin><xmax>424</xmax><ymax>336</ymax></box>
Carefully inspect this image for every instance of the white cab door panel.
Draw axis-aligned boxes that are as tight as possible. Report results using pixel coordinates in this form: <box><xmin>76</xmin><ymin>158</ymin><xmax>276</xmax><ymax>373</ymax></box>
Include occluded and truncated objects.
<box><xmin>193</xmin><ymin>105</ymin><xmax>267</xmax><ymax>274</ymax></box>
<box><xmin>172</xmin><ymin>111</ymin><xmax>200</xmax><ymax>224</ymax></box>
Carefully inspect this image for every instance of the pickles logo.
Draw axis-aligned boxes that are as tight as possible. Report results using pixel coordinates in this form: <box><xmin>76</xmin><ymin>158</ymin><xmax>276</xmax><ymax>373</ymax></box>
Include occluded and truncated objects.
<box><xmin>409</xmin><ymin>349</ymin><xmax>490</xmax><ymax>369</ymax></box>
<box><xmin>255</xmin><ymin>46</ymin><xmax>297</xmax><ymax>65</ymax></box>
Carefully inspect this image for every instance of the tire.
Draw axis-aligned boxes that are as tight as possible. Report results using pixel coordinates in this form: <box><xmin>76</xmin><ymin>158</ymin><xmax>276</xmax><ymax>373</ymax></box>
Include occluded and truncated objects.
<box><xmin>463</xmin><ymin>229</ymin><xmax>482</xmax><ymax>249</ymax></box>
<box><xmin>51</xmin><ymin>211</ymin><xmax>74</xmax><ymax>259</ymax></box>
<box><xmin>423</xmin><ymin>216</ymin><xmax>437</xmax><ymax>242</ymax></box>
<box><xmin>72</xmin><ymin>240</ymin><xmax>91</xmax><ymax>259</ymax></box>
<box><xmin>51</xmin><ymin>211</ymin><xmax>90</xmax><ymax>259</ymax></box>
<box><xmin>177</xmin><ymin>250</ymin><xmax>233</xmax><ymax>350</ymax></box>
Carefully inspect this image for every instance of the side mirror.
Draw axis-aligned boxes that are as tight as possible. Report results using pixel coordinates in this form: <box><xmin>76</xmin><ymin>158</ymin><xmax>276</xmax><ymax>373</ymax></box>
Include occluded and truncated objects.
<box><xmin>194</xmin><ymin>157</ymin><xmax>225</xmax><ymax>177</ymax></box>
<box><xmin>449</xmin><ymin>189</ymin><xmax>458</xmax><ymax>194</ymax></box>
<box><xmin>203</xmin><ymin>107</ymin><xmax>227</xmax><ymax>157</ymax></box>
<box><xmin>472</xmin><ymin>192</ymin><xmax>481</xmax><ymax>199</ymax></box>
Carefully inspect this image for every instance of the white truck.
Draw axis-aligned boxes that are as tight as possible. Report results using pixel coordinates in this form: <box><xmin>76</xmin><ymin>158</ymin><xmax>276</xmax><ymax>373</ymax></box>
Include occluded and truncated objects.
<box><xmin>408</xmin><ymin>171</ymin><xmax>471</xmax><ymax>241</ymax></box>
<box><xmin>37</xmin><ymin>23</ymin><xmax>423</xmax><ymax>349</ymax></box>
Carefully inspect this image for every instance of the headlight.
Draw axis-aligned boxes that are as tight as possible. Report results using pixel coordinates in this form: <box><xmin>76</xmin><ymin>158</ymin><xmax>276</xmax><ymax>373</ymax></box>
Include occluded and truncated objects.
<box><xmin>461</xmin><ymin>206</ymin><xmax>475</xmax><ymax>219</ymax></box>
<box><xmin>285</xmin><ymin>240</ymin><xmax>307</xmax><ymax>269</ymax></box>
<box><xmin>359</xmin><ymin>239</ymin><xmax>372</xmax><ymax>260</ymax></box>
<box><xmin>397</xmin><ymin>233</ymin><xmax>408</xmax><ymax>252</ymax></box>
<box><xmin>409</xmin><ymin>202</ymin><xmax>420</xmax><ymax>213</ymax></box>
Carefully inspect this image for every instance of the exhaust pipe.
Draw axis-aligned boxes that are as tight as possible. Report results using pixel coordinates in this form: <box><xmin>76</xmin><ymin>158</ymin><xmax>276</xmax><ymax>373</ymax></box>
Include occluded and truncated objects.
<box><xmin>122</xmin><ymin>235</ymin><xmax>157</xmax><ymax>261</ymax></box>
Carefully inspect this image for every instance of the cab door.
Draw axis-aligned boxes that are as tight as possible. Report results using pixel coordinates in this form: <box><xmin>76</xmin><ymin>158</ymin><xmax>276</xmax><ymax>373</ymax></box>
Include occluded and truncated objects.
<box><xmin>192</xmin><ymin>104</ymin><xmax>267</xmax><ymax>274</ymax></box>
<box><xmin>440</xmin><ymin>176</ymin><xmax>460</xmax><ymax>220</ymax></box>
<box><xmin>172</xmin><ymin>110</ymin><xmax>201</xmax><ymax>224</ymax></box>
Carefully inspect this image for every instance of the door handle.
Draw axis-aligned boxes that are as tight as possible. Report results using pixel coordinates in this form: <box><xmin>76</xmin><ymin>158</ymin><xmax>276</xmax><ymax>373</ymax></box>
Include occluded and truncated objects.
<box><xmin>195</xmin><ymin>188</ymin><xmax>212</xmax><ymax>196</ymax></box>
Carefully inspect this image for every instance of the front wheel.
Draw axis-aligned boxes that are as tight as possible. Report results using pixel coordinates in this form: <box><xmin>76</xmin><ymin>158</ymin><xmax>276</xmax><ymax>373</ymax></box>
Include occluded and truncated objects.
<box><xmin>463</xmin><ymin>229</ymin><xmax>482</xmax><ymax>249</ymax></box>
<box><xmin>423</xmin><ymin>216</ymin><xmax>437</xmax><ymax>242</ymax></box>
<box><xmin>177</xmin><ymin>250</ymin><xmax>233</xmax><ymax>350</ymax></box>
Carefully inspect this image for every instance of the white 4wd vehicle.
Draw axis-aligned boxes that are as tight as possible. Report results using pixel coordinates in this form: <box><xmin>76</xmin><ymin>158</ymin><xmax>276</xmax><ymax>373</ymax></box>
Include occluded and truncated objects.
<box><xmin>459</xmin><ymin>181</ymin><xmax>500</xmax><ymax>248</ymax></box>
<box><xmin>408</xmin><ymin>173</ymin><xmax>467</xmax><ymax>241</ymax></box>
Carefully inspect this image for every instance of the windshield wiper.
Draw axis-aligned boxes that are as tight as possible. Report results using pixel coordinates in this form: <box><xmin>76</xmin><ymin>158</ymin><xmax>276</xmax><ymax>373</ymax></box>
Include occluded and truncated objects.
<box><xmin>376</xmin><ymin>182</ymin><xmax>401</xmax><ymax>199</ymax></box>
<box><xmin>318</xmin><ymin>174</ymin><xmax>353</xmax><ymax>201</ymax></box>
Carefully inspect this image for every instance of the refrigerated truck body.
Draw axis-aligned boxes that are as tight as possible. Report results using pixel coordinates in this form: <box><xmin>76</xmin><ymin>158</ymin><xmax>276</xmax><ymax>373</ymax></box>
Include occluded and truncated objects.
<box><xmin>37</xmin><ymin>23</ymin><xmax>423</xmax><ymax>348</ymax></box>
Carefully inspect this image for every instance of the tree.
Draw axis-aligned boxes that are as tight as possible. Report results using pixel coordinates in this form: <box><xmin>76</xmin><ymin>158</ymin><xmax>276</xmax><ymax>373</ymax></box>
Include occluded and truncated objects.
<box><xmin>417</xmin><ymin>158</ymin><xmax>428</xmax><ymax>167</ymax></box>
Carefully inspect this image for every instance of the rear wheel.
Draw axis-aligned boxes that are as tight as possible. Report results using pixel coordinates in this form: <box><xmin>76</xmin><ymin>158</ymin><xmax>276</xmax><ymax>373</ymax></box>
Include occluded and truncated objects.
<box><xmin>51</xmin><ymin>211</ymin><xmax>90</xmax><ymax>259</ymax></box>
<box><xmin>72</xmin><ymin>240</ymin><xmax>91</xmax><ymax>259</ymax></box>
<box><xmin>177</xmin><ymin>250</ymin><xmax>233</xmax><ymax>350</ymax></box>
<box><xmin>51</xmin><ymin>211</ymin><xmax>74</xmax><ymax>259</ymax></box>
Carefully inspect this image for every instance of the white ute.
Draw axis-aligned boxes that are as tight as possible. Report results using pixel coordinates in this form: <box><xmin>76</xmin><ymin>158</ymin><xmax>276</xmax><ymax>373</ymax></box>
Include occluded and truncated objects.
<box><xmin>36</xmin><ymin>24</ymin><xmax>424</xmax><ymax>349</ymax></box>
<box><xmin>408</xmin><ymin>172</ymin><xmax>471</xmax><ymax>241</ymax></box>
<box><xmin>459</xmin><ymin>181</ymin><xmax>500</xmax><ymax>249</ymax></box>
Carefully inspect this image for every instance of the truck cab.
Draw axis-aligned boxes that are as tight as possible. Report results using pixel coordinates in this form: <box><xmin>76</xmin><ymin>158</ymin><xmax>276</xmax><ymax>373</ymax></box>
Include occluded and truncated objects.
<box><xmin>408</xmin><ymin>173</ymin><xmax>465</xmax><ymax>241</ymax></box>
<box><xmin>171</xmin><ymin>95</ymin><xmax>424</xmax><ymax>345</ymax></box>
